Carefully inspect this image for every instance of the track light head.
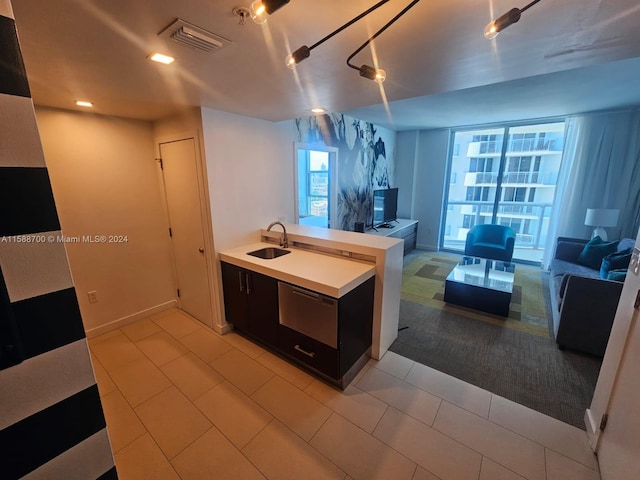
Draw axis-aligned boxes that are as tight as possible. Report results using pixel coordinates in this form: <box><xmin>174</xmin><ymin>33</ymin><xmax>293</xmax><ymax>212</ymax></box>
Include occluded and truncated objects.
<box><xmin>285</xmin><ymin>45</ymin><xmax>311</xmax><ymax>68</ymax></box>
<box><xmin>250</xmin><ymin>0</ymin><xmax>290</xmax><ymax>24</ymax></box>
<box><xmin>359</xmin><ymin>65</ymin><xmax>386</xmax><ymax>84</ymax></box>
<box><xmin>484</xmin><ymin>7</ymin><xmax>521</xmax><ymax>39</ymax></box>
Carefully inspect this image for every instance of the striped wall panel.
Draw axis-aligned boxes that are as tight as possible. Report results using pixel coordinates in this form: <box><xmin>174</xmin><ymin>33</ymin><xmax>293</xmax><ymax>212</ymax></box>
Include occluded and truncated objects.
<box><xmin>0</xmin><ymin>3</ymin><xmax>117</xmax><ymax>478</ymax></box>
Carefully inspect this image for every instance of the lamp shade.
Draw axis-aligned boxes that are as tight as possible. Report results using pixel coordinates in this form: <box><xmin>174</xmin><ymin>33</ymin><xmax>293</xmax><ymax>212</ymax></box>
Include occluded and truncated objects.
<box><xmin>584</xmin><ymin>208</ymin><xmax>620</xmax><ymax>228</ymax></box>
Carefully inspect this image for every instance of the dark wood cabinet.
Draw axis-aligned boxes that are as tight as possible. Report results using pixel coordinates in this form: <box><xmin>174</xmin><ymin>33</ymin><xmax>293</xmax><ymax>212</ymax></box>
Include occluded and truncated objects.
<box><xmin>220</xmin><ymin>261</ymin><xmax>374</xmax><ymax>388</ymax></box>
<box><xmin>277</xmin><ymin>276</ymin><xmax>374</xmax><ymax>382</ymax></box>
<box><xmin>220</xmin><ymin>262</ymin><xmax>249</xmax><ymax>330</ymax></box>
<box><xmin>338</xmin><ymin>276</ymin><xmax>374</xmax><ymax>375</ymax></box>
<box><xmin>278</xmin><ymin>325</ymin><xmax>340</xmax><ymax>379</ymax></box>
<box><xmin>220</xmin><ymin>262</ymin><xmax>279</xmax><ymax>348</ymax></box>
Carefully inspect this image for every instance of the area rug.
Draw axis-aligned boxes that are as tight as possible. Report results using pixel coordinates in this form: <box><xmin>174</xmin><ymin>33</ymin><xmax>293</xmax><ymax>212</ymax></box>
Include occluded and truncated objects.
<box><xmin>401</xmin><ymin>251</ymin><xmax>551</xmax><ymax>338</ymax></box>
<box><xmin>390</xmin><ymin>251</ymin><xmax>602</xmax><ymax>429</ymax></box>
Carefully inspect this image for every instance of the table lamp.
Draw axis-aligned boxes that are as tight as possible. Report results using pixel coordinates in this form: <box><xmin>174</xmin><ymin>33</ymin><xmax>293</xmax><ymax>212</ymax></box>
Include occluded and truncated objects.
<box><xmin>584</xmin><ymin>208</ymin><xmax>619</xmax><ymax>241</ymax></box>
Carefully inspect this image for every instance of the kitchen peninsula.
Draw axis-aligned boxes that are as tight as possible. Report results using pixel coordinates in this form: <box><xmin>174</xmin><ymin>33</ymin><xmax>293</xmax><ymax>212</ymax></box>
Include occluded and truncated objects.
<box><xmin>219</xmin><ymin>224</ymin><xmax>404</xmax><ymax>385</ymax></box>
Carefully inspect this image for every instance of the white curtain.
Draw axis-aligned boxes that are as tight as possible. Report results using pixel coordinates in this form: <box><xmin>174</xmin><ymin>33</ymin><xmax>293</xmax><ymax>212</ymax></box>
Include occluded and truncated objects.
<box><xmin>542</xmin><ymin>110</ymin><xmax>640</xmax><ymax>269</ymax></box>
<box><xmin>541</xmin><ymin>117</ymin><xmax>582</xmax><ymax>269</ymax></box>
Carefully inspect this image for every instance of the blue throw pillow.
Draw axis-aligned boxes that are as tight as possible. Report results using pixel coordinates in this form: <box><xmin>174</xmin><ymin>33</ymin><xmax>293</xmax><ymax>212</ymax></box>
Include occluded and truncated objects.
<box><xmin>607</xmin><ymin>269</ymin><xmax>627</xmax><ymax>282</ymax></box>
<box><xmin>577</xmin><ymin>236</ymin><xmax>619</xmax><ymax>270</ymax></box>
<box><xmin>600</xmin><ymin>248</ymin><xmax>633</xmax><ymax>279</ymax></box>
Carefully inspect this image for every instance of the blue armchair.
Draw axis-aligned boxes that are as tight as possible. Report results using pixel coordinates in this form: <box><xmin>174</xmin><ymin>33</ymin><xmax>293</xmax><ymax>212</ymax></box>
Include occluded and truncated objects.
<box><xmin>464</xmin><ymin>224</ymin><xmax>516</xmax><ymax>262</ymax></box>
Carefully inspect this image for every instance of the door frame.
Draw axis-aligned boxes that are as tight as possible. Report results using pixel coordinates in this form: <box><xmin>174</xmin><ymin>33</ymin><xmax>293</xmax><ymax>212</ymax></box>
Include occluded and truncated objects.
<box><xmin>293</xmin><ymin>143</ymin><xmax>338</xmax><ymax>229</ymax></box>
<box><xmin>155</xmin><ymin>131</ymin><xmax>223</xmax><ymax>331</ymax></box>
<box><xmin>586</xmin><ymin>239</ymin><xmax>640</xmax><ymax>450</ymax></box>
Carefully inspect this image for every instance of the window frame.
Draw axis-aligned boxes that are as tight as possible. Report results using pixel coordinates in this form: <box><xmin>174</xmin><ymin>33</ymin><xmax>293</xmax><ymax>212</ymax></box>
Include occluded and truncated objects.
<box><xmin>440</xmin><ymin>119</ymin><xmax>566</xmax><ymax>265</ymax></box>
<box><xmin>293</xmin><ymin>143</ymin><xmax>338</xmax><ymax>229</ymax></box>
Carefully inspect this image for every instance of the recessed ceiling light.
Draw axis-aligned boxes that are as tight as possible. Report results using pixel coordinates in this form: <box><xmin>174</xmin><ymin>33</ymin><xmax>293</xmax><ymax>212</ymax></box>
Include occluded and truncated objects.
<box><xmin>149</xmin><ymin>53</ymin><xmax>175</xmax><ymax>65</ymax></box>
<box><xmin>75</xmin><ymin>101</ymin><xmax>93</xmax><ymax>107</ymax></box>
<box><xmin>311</xmin><ymin>107</ymin><xmax>327</xmax><ymax>114</ymax></box>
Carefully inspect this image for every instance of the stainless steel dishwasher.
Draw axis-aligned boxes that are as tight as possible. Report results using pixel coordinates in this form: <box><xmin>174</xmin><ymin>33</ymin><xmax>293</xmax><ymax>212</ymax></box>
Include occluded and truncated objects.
<box><xmin>278</xmin><ymin>282</ymin><xmax>338</xmax><ymax>349</ymax></box>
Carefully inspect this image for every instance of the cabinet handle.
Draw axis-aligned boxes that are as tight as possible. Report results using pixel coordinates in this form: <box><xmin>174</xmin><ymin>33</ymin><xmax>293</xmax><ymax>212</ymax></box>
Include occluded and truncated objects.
<box><xmin>292</xmin><ymin>288</ymin><xmax>320</xmax><ymax>301</ymax></box>
<box><xmin>294</xmin><ymin>344</ymin><xmax>315</xmax><ymax>358</ymax></box>
<box><xmin>238</xmin><ymin>271</ymin><xmax>244</xmax><ymax>292</ymax></box>
<box><xmin>246</xmin><ymin>273</ymin><xmax>251</xmax><ymax>294</ymax></box>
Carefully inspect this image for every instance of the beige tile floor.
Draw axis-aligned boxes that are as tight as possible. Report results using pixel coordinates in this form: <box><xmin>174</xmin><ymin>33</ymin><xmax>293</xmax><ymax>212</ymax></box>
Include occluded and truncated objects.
<box><xmin>88</xmin><ymin>308</ymin><xmax>602</xmax><ymax>480</ymax></box>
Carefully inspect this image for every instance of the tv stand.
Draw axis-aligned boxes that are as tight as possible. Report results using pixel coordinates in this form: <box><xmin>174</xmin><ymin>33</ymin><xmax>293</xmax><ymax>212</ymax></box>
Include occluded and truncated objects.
<box><xmin>368</xmin><ymin>219</ymin><xmax>400</xmax><ymax>231</ymax></box>
<box><xmin>366</xmin><ymin>219</ymin><xmax>418</xmax><ymax>256</ymax></box>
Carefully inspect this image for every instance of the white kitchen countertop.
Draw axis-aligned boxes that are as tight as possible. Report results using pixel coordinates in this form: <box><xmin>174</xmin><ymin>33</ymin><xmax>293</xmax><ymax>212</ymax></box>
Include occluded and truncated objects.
<box><xmin>219</xmin><ymin>242</ymin><xmax>376</xmax><ymax>298</ymax></box>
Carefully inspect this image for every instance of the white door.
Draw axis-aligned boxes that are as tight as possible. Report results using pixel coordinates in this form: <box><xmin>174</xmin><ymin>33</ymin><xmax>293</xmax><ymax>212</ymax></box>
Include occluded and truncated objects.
<box><xmin>159</xmin><ymin>138</ymin><xmax>212</xmax><ymax>325</ymax></box>
<box><xmin>594</xmin><ymin>236</ymin><xmax>640</xmax><ymax>479</ymax></box>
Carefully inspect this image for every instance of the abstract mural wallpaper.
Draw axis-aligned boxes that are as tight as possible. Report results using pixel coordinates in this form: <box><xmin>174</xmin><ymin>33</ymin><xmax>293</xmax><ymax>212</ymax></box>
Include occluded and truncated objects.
<box><xmin>296</xmin><ymin>113</ymin><xmax>396</xmax><ymax>231</ymax></box>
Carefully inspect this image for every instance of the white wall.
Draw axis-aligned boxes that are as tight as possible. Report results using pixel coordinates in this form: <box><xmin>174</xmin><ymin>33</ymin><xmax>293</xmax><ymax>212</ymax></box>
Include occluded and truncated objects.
<box><xmin>153</xmin><ymin>108</ymin><xmax>204</xmax><ymax>140</ymax></box>
<box><xmin>200</xmin><ymin>108</ymin><xmax>296</xmax><ymax>252</ymax></box>
<box><xmin>199</xmin><ymin>107</ymin><xmax>295</xmax><ymax>329</ymax></box>
<box><xmin>35</xmin><ymin>107</ymin><xmax>175</xmax><ymax>333</ymax></box>
<box><xmin>396</xmin><ymin>131</ymin><xmax>418</xmax><ymax>219</ymax></box>
<box><xmin>396</xmin><ymin>129</ymin><xmax>450</xmax><ymax>250</ymax></box>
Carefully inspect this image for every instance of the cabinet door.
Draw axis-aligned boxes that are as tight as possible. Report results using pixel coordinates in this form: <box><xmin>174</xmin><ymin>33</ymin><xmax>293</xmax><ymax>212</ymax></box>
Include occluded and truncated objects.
<box><xmin>279</xmin><ymin>325</ymin><xmax>339</xmax><ymax>379</ymax></box>
<box><xmin>220</xmin><ymin>262</ymin><xmax>249</xmax><ymax>332</ymax></box>
<box><xmin>246</xmin><ymin>271</ymin><xmax>279</xmax><ymax>347</ymax></box>
<box><xmin>338</xmin><ymin>276</ymin><xmax>374</xmax><ymax>375</ymax></box>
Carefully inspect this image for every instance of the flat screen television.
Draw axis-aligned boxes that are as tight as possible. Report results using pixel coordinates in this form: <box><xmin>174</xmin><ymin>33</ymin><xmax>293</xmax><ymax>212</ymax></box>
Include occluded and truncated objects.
<box><xmin>372</xmin><ymin>187</ymin><xmax>398</xmax><ymax>228</ymax></box>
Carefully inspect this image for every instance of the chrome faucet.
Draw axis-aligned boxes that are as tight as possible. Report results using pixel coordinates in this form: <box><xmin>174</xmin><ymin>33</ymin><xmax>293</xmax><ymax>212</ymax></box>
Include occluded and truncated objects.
<box><xmin>267</xmin><ymin>221</ymin><xmax>289</xmax><ymax>248</ymax></box>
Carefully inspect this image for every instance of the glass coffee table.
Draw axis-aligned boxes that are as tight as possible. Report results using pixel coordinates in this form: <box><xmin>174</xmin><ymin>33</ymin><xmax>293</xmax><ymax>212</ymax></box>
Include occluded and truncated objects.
<box><xmin>443</xmin><ymin>256</ymin><xmax>515</xmax><ymax>317</ymax></box>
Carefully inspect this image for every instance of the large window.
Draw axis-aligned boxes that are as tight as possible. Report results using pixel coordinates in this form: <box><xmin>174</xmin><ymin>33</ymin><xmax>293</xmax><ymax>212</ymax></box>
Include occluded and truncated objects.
<box><xmin>442</xmin><ymin>122</ymin><xmax>565</xmax><ymax>263</ymax></box>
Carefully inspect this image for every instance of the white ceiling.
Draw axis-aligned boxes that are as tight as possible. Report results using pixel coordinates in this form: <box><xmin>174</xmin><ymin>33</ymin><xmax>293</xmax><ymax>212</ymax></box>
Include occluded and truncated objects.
<box><xmin>11</xmin><ymin>0</ymin><xmax>640</xmax><ymax>130</ymax></box>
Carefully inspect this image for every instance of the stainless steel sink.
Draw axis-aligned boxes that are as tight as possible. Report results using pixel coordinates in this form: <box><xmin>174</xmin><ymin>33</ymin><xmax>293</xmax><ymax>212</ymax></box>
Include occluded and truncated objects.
<box><xmin>247</xmin><ymin>247</ymin><xmax>291</xmax><ymax>259</ymax></box>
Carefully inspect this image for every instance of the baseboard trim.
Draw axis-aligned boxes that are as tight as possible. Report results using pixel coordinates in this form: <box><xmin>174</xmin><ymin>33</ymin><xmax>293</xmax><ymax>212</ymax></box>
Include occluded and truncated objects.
<box><xmin>85</xmin><ymin>300</ymin><xmax>177</xmax><ymax>338</ymax></box>
<box><xmin>213</xmin><ymin>321</ymin><xmax>232</xmax><ymax>335</ymax></box>
<box><xmin>416</xmin><ymin>243</ymin><xmax>438</xmax><ymax>251</ymax></box>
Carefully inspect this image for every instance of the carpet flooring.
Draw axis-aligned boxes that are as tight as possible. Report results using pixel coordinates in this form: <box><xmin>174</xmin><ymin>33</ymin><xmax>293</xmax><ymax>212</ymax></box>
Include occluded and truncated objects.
<box><xmin>389</xmin><ymin>250</ymin><xmax>603</xmax><ymax>429</ymax></box>
<box><xmin>401</xmin><ymin>251</ymin><xmax>550</xmax><ymax>337</ymax></box>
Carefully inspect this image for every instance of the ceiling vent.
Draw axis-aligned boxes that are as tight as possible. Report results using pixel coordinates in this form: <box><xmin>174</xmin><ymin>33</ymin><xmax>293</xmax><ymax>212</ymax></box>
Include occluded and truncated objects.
<box><xmin>158</xmin><ymin>19</ymin><xmax>231</xmax><ymax>53</ymax></box>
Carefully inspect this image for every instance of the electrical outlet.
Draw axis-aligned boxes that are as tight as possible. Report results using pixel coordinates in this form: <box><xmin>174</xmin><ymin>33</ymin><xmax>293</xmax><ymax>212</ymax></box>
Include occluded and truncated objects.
<box><xmin>88</xmin><ymin>291</ymin><xmax>98</xmax><ymax>303</ymax></box>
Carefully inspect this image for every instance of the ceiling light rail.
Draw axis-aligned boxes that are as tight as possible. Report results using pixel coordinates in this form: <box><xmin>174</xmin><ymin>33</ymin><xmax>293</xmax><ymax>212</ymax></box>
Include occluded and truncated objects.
<box><xmin>286</xmin><ymin>0</ymin><xmax>392</xmax><ymax>69</ymax></box>
<box><xmin>345</xmin><ymin>0</ymin><xmax>421</xmax><ymax>83</ymax></box>
<box><xmin>484</xmin><ymin>0</ymin><xmax>542</xmax><ymax>39</ymax></box>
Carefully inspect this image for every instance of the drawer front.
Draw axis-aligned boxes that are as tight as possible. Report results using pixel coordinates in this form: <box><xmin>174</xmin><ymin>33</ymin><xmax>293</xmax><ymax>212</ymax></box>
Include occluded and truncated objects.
<box><xmin>389</xmin><ymin>224</ymin><xmax>417</xmax><ymax>239</ymax></box>
<box><xmin>403</xmin><ymin>232</ymin><xmax>417</xmax><ymax>253</ymax></box>
<box><xmin>278</xmin><ymin>325</ymin><xmax>339</xmax><ymax>379</ymax></box>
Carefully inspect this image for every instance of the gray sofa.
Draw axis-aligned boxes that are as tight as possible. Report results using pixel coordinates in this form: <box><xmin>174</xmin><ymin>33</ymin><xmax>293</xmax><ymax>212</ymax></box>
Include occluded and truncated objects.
<box><xmin>549</xmin><ymin>236</ymin><xmax>634</xmax><ymax>357</ymax></box>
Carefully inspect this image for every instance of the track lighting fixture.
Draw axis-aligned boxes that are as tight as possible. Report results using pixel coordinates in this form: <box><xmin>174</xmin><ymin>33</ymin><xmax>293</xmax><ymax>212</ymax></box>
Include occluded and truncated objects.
<box><xmin>249</xmin><ymin>0</ymin><xmax>290</xmax><ymax>24</ymax></box>
<box><xmin>484</xmin><ymin>0</ymin><xmax>542</xmax><ymax>39</ymax></box>
<box><xmin>358</xmin><ymin>65</ymin><xmax>386</xmax><ymax>84</ymax></box>
<box><xmin>346</xmin><ymin>0</ymin><xmax>421</xmax><ymax>83</ymax></box>
<box><xmin>285</xmin><ymin>0</ymin><xmax>391</xmax><ymax>69</ymax></box>
<box><xmin>285</xmin><ymin>45</ymin><xmax>311</xmax><ymax>69</ymax></box>
<box><xmin>285</xmin><ymin>0</ymin><xmax>419</xmax><ymax>83</ymax></box>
